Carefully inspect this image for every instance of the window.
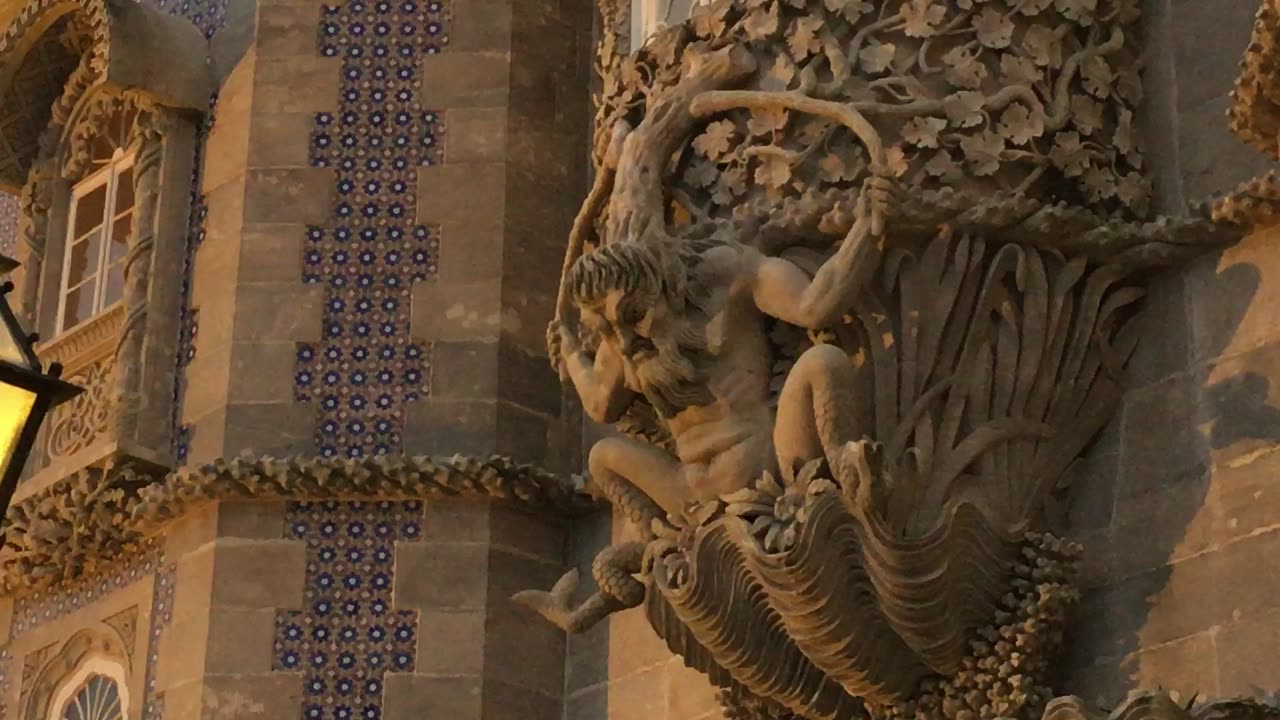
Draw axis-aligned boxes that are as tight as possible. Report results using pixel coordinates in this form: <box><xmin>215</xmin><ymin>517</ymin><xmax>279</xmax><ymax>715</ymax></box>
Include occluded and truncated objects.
<box><xmin>57</xmin><ymin>149</ymin><xmax>134</xmax><ymax>333</ymax></box>
<box><xmin>58</xmin><ymin>674</ymin><xmax>124</xmax><ymax>720</ymax></box>
<box><xmin>631</xmin><ymin>0</ymin><xmax>705</xmax><ymax>49</ymax></box>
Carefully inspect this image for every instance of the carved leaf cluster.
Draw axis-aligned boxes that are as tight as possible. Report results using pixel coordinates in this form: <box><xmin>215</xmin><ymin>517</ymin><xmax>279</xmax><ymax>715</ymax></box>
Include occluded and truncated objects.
<box><xmin>598</xmin><ymin>0</ymin><xmax>1150</xmax><ymax>228</ymax></box>
<box><xmin>0</xmin><ymin>455</ymin><xmax>592</xmax><ymax>595</ymax></box>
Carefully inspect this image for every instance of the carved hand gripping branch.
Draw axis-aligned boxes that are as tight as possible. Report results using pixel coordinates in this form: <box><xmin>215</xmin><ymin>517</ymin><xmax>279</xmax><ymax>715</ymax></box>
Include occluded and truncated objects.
<box><xmin>514</xmin><ymin>1</ymin><xmax>1255</xmax><ymax>720</ymax></box>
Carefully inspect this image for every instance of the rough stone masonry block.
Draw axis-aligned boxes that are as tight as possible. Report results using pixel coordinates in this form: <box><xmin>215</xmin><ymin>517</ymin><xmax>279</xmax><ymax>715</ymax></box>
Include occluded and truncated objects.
<box><xmin>414</xmin><ymin>609</ymin><xmax>486</xmax><ymax>675</ymax></box>
<box><xmin>393</xmin><ymin>541</ymin><xmax>490</xmax><ymax>609</ymax></box>
<box><xmin>419</xmin><ymin>52</ymin><xmax>510</xmax><ymax>108</ymax></box>
<box><xmin>1117</xmin><ymin>374</ymin><xmax>1208</xmax><ymax>500</ymax></box>
<box><xmin>402</xmin><ymin>398</ymin><xmax>499</xmax><ymax>457</ymax></box>
<box><xmin>226</xmin><ymin>342</ymin><xmax>302</xmax><ymax>403</ymax></box>
<box><xmin>421</xmin><ymin>498</ymin><xmax>491</xmax><ymax>543</ymax></box>
<box><xmin>1214</xmin><ymin>607</ymin><xmax>1280</xmax><ymax>696</ymax></box>
<box><xmin>203</xmin><ymin>56</ymin><xmax>255</xmax><ymax>194</ymax></box>
<box><xmin>666</xmin><ymin>658</ymin><xmax>723</xmax><ymax>720</ymax></box>
<box><xmin>1121</xmin><ymin>631</ymin><xmax>1220</xmax><ymax>701</ymax></box>
<box><xmin>236</xmin><ymin>224</ymin><xmax>306</xmax><ymax>284</ymax></box>
<box><xmin>202</xmin><ymin>607</ymin><xmax>279</xmax><ymax>675</ymax></box>
<box><xmin>200</xmin><ymin>673</ymin><xmax>304</xmax><ymax>719</ymax></box>
<box><xmin>1170</xmin><ymin>0</ymin><xmax>1261</xmax><ymax>111</ymax></box>
<box><xmin>232</xmin><ymin>284</ymin><xmax>325</xmax><ymax>340</ymax></box>
<box><xmin>384</xmin><ymin>674</ymin><xmax>483</xmax><ymax>718</ymax></box>
<box><xmin>1207</xmin><ymin>443</ymin><xmax>1280</xmax><ymax>547</ymax></box>
<box><xmin>447</xmin><ymin>106</ymin><xmax>508</xmax><ymax>164</ymax></box>
<box><xmin>221</xmin><ymin>403</ymin><xmax>317</xmax><ymax>459</ymax></box>
<box><xmin>255</xmin><ymin>3</ymin><xmax>321</xmax><ymax>58</ymax></box>
<box><xmin>1199</xmin><ymin>335</ymin><xmax>1280</xmax><ymax>468</ymax></box>
<box><xmin>449</xmin><ymin>0</ymin><xmax>513</xmax><ymax>52</ymax></box>
<box><xmin>481</xmin><ymin>678</ymin><xmax>562</xmax><ymax>720</ymax></box>
<box><xmin>484</xmin><ymin>551</ymin><xmax>566</xmax><ymax>699</ymax></box>
<box><xmin>209</xmin><ymin>540</ymin><xmax>307</xmax><ymax>609</ymax></box>
<box><xmin>243</xmin><ymin>168</ymin><xmax>334</xmax><ymax>225</ymax></box>
<box><xmin>411</xmin><ymin>279</ymin><xmax>504</xmax><ymax>342</ymax></box>
<box><xmin>246</xmin><ymin>112</ymin><xmax>314</xmax><ymax>168</ymax></box>
<box><xmin>1176</xmin><ymin>96</ymin><xmax>1273</xmax><ymax>203</ymax></box>
<box><xmin>1107</xmin><ymin>470</ymin><xmax>1215</xmax><ymax>582</ymax></box>
<box><xmin>1187</xmin><ymin>227</ymin><xmax>1280</xmax><ymax>365</ymax></box>
<box><xmin>157</xmin><ymin>610</ymin><xmax>212</xmax><ymax>690</ymax></box>
<box><xmin>429</xmin><ymin>341</ymin><xmax>501</xmax><ymax>401</ymax></box>
<box><xmin>606</xmin><ymin>663</ymin><xmax>669</xmax><ymax>720</ymax></box>
<box><xmin>252</xmin><ymin>56</ymin><xmax>341</xmax><ymax>114</ymax></box>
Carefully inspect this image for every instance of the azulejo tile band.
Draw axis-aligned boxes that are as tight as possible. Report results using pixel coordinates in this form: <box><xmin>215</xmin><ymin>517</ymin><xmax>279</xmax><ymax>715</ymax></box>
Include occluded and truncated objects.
<box><xmin>294</xmin><ymin>0</ymin><xmax>449</xmax><ymax>459</ymax></box>
<box><xmin>274</xmin><ymin>501</ymin><xmax>422</xmax><ymax>720</ymax></box>
<box><xmin>0</xmin><ymin>193</ymin><xmax>18</xmax><ymax>256</ymax></box>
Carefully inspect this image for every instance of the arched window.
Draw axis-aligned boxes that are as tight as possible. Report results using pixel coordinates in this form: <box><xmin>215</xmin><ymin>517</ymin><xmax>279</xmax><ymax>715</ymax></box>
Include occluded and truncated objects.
<box><xmin>57</xmin><ymin>106</ymin><xmax>139</xmax><ymax>333</ymax></box>
<box><xmin>56</xmin><ymin>674</ymin><xmax>123</xmax><ymax>720</ymax></box>
<box><xmin>43</xmin><ymin>654</ymin><xmax>130</xmax><ymax>720</ymax></box>
<box><xmin>631</xmin><ymin>0</ymin><xmax>706</xmax><ymax>49</ymax></box>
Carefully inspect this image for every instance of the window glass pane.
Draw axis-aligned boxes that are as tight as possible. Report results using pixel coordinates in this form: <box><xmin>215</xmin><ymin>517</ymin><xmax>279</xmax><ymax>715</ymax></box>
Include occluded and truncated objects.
<box><xmin>62</xmin><ymin>277</ymin><xmax>98</xmax><ymax>330</ymax></box>
<box><xmin>62</xmin><ymin>674</ymin><xmax>124</xmax><ymax>720</ymax></box>
<box><xmin>113</xmin><ymin>166</ymin><xmax>134</xmax><ymax>214</ymax></box>
<box><xmin>65</xmin><ymin>228</ymin><xmax>102</xmax><ymax>290</ymax></box>
<box><xmin>108</xmin><ymin>212</ymin><xmax>131</xmax><ymax>264</ymax></box>
<box><xmin>103</xmin><ymin>260</ymin><xmax>125</xmax><ymax>307</ymax></box>
<box><xmin>74</xmin><ymin>184</ymin><xmax>107</xmax><ymax>238</ymax></box>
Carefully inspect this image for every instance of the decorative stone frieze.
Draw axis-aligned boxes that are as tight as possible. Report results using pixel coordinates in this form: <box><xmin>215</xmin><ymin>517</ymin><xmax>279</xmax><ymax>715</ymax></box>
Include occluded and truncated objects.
<box><xmin>508</xmin><ymin>0</ymin><xmax>1256</xmax><ymax>718</ymax></box>
<box><xmin>0</xmin><ymin>454</ymin><xmax>592</xmax><ymax>596</ymax></box>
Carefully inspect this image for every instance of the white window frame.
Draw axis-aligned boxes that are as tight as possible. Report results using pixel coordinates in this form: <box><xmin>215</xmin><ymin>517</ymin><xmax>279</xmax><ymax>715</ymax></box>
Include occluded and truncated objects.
<box><xmin>47</xmin><ymin>656</ymin><xmax>130</xmax><ymax>720</ymax></box>
<box><xmin>55</xmin><ymin>148</ymin><xmax>136</xmax><ymax>335</ymax></box>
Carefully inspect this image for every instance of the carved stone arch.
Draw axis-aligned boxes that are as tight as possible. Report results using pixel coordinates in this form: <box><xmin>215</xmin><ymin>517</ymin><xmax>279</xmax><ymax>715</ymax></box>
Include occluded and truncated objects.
<box><xmin>0</xmin><ymin>0</ymin><xmax>210</xmax><ymax>193</ymax></box>
<box><xmin>22</xmin><ymin>626</ymin><xmax>130</xmax><ymax>720</ymax></box>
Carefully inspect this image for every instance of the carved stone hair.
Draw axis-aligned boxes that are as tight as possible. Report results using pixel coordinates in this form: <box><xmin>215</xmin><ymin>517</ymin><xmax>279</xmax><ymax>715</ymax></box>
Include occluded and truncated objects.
<box><xmin>567</xmin><ymin>241</ymin><xmax>687</xmax><ymax>307</ymax></box>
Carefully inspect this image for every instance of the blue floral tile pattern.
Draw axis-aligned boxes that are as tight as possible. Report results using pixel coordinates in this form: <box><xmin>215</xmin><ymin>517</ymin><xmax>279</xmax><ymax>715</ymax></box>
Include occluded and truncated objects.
<box><xmin>274</xmin><ymin>501</ymin><xmax>422</xmax><ymax>720</ymax></box>
<box><xmin>172</xmin><ymin>96</ymin><xmax>214</xmax><ymax>466</ymax></box>
<box><xmin>0</xmin><ymin>193</ymin><xmax>18</xmax><ymax>256</ymax></box>
<box><xmin>142</xmin><ymin>564</ymin><xmax>177</xmax><ymax>720</ymax></box>
<box><xmin>10</xmin><ymin>544</ymin><xmax>162</xmax><ymax>638</ymax></box>
<box><xmin>146</xmin><ymin>0</ymin><xmax>228</xmax><ymax>38</ymax></box>
<box><xmin>293</xmin><ymin>0</ymin><xmax>449</xmax><ymax>459</ymax></box>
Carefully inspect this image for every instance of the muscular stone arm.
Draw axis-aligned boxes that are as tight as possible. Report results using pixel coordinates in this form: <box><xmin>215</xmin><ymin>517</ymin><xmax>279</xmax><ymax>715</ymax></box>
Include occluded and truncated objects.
<box><xmin>749</xmin><ymin>214</ymin><xmax>884</xmax><ymax>330</ymax></box>
<box><xmin>746</xmin><ymin>177</ymin><xmax>894</xmax><ymax>329</ymax></box>
<box><xmin>564</xmin><ymin>335</ymin><xmax>636</xmax><ymax>424</ymax></box>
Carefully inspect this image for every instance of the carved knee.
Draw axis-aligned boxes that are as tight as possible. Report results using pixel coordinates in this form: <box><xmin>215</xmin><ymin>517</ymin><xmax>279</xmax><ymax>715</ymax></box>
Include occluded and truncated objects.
<box><xmin>587</xmin><ymin>436</ymin><xmax>625</xmax><ymax>477</ymax></box>
<box><xmin>792</xmin><ymin>343</ymin><xmax>849</xmax><ymax>379</ymax></box>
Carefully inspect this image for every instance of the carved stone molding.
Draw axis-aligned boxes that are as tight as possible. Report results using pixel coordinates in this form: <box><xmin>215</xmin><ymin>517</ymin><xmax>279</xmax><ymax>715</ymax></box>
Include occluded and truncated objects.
<box><xmin>0</xmin><ymin>454</ymin><xmax>593</xmax><ymax>596</ymax></box>
<box><xmin>36</xmin><ymin>302</ymin><xmax>122</xmax><ymax>374</ymax></box>
<box><xmin>20</xmin><ymin>627</ymin><xmax>128</xmax><ymax>720</ymax></box>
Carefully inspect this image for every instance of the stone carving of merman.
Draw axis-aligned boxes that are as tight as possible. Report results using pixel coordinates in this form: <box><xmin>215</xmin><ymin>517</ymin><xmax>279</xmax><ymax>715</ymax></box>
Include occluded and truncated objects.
<box><xmin>514</xmin><ymin>176</ymin><xmax>898</xmax><ymax>633</ymax></box>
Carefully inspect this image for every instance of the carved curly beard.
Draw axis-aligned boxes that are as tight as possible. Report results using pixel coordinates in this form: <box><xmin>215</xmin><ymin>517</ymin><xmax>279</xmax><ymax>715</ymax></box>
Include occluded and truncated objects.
<box><xmin>636</xmin><ymin>319</ymin><xmax>715</xmax><ymax>419</ymax></box>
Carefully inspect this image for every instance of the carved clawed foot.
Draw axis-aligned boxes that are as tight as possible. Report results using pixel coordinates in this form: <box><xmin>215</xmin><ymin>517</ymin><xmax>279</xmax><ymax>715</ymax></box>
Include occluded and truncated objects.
<box><xmin>511</xmin><ymin>568</ymin><xmax>626</xmax><ymax>635</ymax></box>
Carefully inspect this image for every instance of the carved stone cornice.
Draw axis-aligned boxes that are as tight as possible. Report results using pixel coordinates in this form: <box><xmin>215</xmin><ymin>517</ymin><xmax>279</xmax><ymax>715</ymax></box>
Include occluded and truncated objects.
<box><xmin>1228</xmin><ymin>0</ymin><xmax>1280</xmax><ymax>159</ymax></box>
<box><xmin>0</xmin><ymin>455</ymin><xmax>595</xmax><ymax>596</ymax></box>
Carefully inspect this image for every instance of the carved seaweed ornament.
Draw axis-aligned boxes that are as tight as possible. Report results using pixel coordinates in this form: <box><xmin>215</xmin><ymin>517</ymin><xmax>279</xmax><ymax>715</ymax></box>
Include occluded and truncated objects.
<box><xmin>509</xmin><ymin>0</ymin><xmax>1262</xmax><ymax>719</ymax></box>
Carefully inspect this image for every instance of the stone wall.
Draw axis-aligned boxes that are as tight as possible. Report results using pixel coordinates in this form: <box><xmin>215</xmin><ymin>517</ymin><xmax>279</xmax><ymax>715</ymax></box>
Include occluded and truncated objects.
<box><xmin>1059</xmin><ymin>0</ymin><xmax>1280</xmax><ymax>708</ymax></box>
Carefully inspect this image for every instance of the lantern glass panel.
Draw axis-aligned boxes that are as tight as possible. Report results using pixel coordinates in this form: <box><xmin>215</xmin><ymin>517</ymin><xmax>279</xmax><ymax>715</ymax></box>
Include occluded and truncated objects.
<box><xmin>0</xmin><ymin>314</ymin><xmax>32</xmax><ymax>369</ymax></box>
<box><xmin>0</xmin><ymin>382</ymin><xmax>37</xmax><ymax>473</ymax></box>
